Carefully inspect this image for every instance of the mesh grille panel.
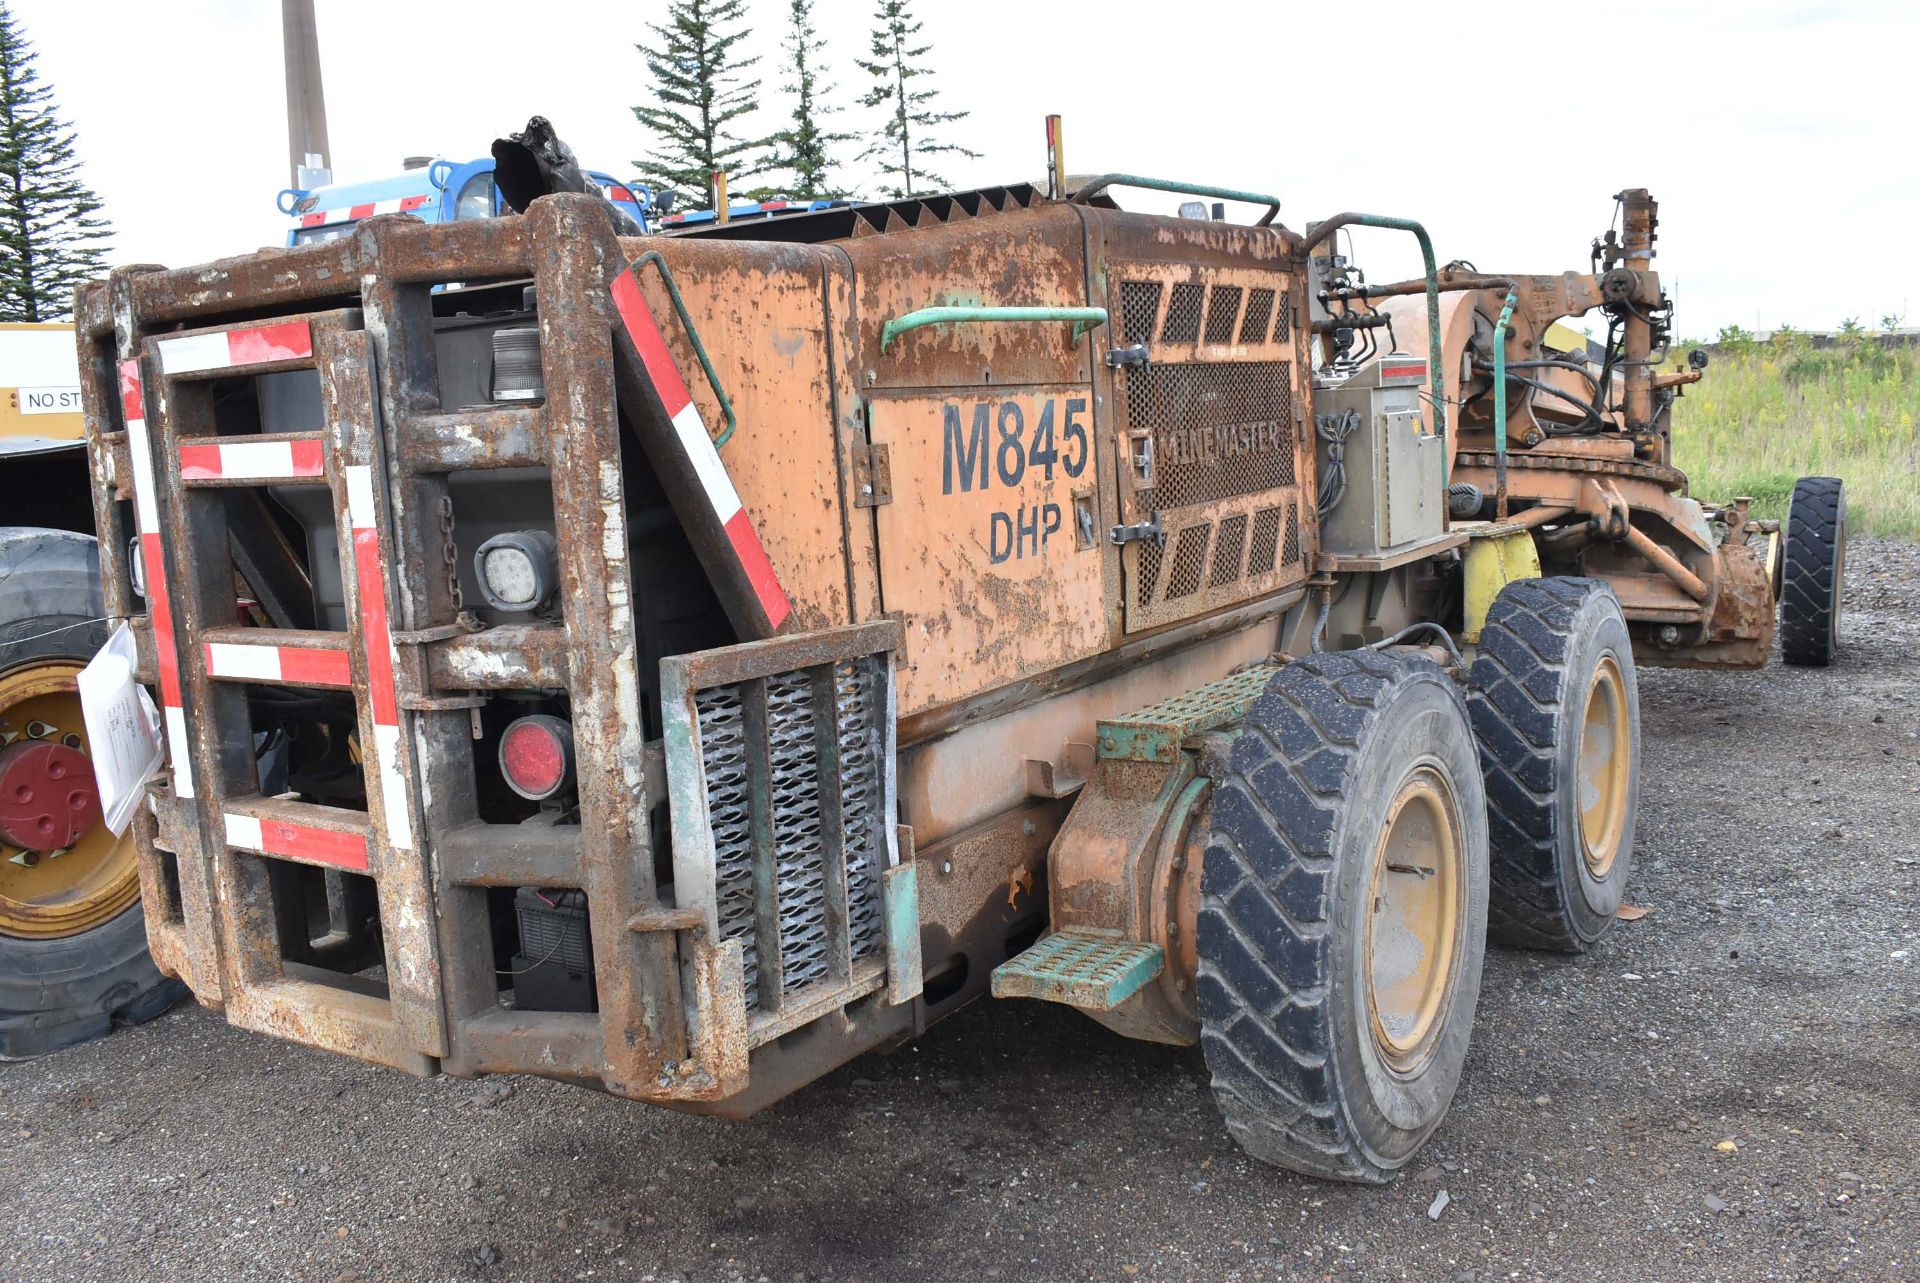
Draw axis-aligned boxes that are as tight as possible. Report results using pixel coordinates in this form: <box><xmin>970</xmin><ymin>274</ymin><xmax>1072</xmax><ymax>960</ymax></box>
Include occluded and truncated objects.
<box><xmin>1240</xmin><ymin>289</ymin><xmax>1274</xmax><ymax>344</ymax></box>
<box><xmin>689</xmin><ymin>657</ymin><xmax>890</xmax><ymax>1014</ymax></box>
<box><xmin>1119</xmin><ymin>280</ymin><xmax>1163</xmax><ymax>344</ymax></box>
<box><xmin>1125</xmin><ymin>361</ymin><xmax>1295</xmax><ymax>511</ymax></box>
<box><xmin>1162</xmin><ymin>284</ymin><xmax>1204</xmax><ymax>343</ymax></box>
<box><xmin>1283</xmin><ymin>503</ymin><xmax>1301</xmax><ymax>566</ymax></box>
<box><xmin>1248</xmin><ymin>507</ymin><xmax>1280</xmax><ymax>575</ymax></box>
<box><xmin>1166</xmin><ymin>525</ymin><xmax>1209</xmax><ymax>599</ymax></box>
<box><xmin>1274</xmin><ymin>294</ymin><xmax>1293</xmax><ymax>344</ymax></box>
<box><xmin>1210</xmin><ymin>513</ymin><xmax>1248</xmax><ymax>587</ymax></box>
<box><xmin>1204</xmin><ymin>286</ymin><xmax>1243</xmax><ymax>344</ymax></box>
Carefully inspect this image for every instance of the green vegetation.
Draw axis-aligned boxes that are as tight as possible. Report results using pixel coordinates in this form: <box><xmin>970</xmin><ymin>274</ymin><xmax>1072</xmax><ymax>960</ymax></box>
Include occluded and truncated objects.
<box><xmin>1669</xmin><ymin>325</ymin><xmax>1920</xmax><ymax>536</ymax></box>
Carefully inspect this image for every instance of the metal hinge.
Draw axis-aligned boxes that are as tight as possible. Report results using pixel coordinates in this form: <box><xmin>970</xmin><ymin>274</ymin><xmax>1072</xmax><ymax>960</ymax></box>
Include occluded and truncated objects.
<box><xmin>1110</xmin><ymin>513</ymin><xmax>1166</xmax><ymax>547</ymax></box>
<box><xmin>853</xmin><ymin>442</ymin><xmax>892</xmax><ymax>508</ymax></box>
<box><xmin>1105</xmin><ymin>343</ymin><xmax>1150</xmax><ymax>369</ymax></box>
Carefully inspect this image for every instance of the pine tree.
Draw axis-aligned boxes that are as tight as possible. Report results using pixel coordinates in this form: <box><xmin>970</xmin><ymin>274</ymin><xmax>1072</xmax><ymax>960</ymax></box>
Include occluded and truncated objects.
<box><xmin>770</xmin><ymin>0</ymin><xmax>853</xmax><ymax>199</ymax></box>
<box><xmin>0</xmin><ymin>1</ymin><xmax>109</xmax><ymax>323</ymax></box>
<box><xmin>857</xmin><ymin>0</ymin><xmax>977</xmax><ymax>199</ymax></box>
<box><xmin>631</xmin><ymin>0</ymin><xmax>773</xmax><ymax>208</ymax></box>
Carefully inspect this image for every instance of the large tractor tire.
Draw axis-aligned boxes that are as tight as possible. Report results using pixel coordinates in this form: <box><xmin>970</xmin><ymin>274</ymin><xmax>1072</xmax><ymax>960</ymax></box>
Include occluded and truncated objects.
<box><xmin>0</xmin><ymin>527</ymin><xmax>184</xmax><ymax>1058</ymax></box>
<box><xmin>1468</xmin><ymin>578</ymin><xmax>1639</xmax><ymax>953</ymax></box>
<box><xmin>1198</xmin><ymin>651</ymin><xmax>1489</xmax><ymax>1183</ymax></box>
<box><xmin>1780</xmin><ymin>476</ymin><xmax>1846</xmax><ymax>667</ymax></box>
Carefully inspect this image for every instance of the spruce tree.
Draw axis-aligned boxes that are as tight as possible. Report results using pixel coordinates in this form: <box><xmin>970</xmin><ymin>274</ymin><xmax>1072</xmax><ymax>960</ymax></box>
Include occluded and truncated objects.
<box><xmin>631</xmin><ymin>0</ymin><xmax>773</xmax><ymax>208</ymax></box>
<box><xmin>771</xmin><ymin>0</ymin><xmax>853</xmax><ymax>199</ymax></box>
<box><xmin>0</xmin><ymin>1</ymin><xmax>109</xmax><ymax>323</ymax></box>
<box><xmin>857</xmin><ymin>0</ymin><xmax>976</xmax><ymax>199</ymax></box>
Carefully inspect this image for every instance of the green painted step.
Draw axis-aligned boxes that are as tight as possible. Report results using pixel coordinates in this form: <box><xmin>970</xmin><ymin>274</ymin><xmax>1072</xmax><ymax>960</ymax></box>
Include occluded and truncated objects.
<box><xmin>990</xmin><ymin>929</ymin><xmax>1165</xmax><ymax>1011</ymax></box>
<box><xmin>1096</xmin><ymin>662</ymin><xmax>1281</xmax><ymax>763</ymax></box>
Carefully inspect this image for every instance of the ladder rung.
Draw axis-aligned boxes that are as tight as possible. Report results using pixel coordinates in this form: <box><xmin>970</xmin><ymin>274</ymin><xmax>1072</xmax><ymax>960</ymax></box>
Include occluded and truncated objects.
<box><xmin>222</xmin><ymin>795</ymin><xmax>371</xmax><ymax>873</ymax></box>
<box><xmin>204</xmin><ymin>627</ymin><xmax>353</xmax><ymax>688</ymax></box>
<box><xmin>155</xmin><ymin>317</ymin><xmax>315</xmax><ymax>378</ymax></box>
<box><xmin>179</xmin><ymin>432</ymin><xmax>326</xmax><ymax>486</ymax></box>
<box><xmin>399</xmin><ymin>406</ymin><xmax>546</xmax><ymax>473</ymax></box>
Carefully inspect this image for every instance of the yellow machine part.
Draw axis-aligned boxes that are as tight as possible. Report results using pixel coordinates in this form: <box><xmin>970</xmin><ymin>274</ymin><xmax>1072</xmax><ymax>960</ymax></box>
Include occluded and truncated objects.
<box><xmin>1463</xmin><ymin>528</ymin><xmax>1542</xmax><ymax>643</ymax></box>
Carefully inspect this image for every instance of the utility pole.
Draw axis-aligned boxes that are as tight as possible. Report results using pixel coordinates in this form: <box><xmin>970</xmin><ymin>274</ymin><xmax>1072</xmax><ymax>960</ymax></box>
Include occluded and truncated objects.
<box><xmin>282</xmin><ymin>0</ymin><xmax>331</xmax><ymax>188</ymax></box>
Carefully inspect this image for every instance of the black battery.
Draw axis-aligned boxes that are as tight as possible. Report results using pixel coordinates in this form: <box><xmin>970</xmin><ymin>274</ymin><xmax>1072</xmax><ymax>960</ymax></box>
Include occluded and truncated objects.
<box><xmin>510</xmin><ymin>886</ymin><xmax>596</xmax><ymax>1012</ymax></box>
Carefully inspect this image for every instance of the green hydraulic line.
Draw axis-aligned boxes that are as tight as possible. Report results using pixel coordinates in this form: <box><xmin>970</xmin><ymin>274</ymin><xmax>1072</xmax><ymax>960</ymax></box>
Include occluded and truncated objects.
<box><xmin>1068</xmin><ymin>174</ymin><xmax>1283</xmax><ymax>226</ymax></box>
<box><xmin>631</xmin><ymin>250</ymin><xmax>738</xmax><ymax>449</ymax></box>
<box><xmin>1299</xmin><ymin>213</ymin><xmax>1449</xmax><ymax>483</ymax></box>
<box><xmin>881</xmin><ymin>305</ymin><xmax>1108</xmax><ymax>351</ymax></box>
<box><xmin>1492</xmin><ymin>289</ymin><xmax>1518</xmax><ymax>520</ymax></box>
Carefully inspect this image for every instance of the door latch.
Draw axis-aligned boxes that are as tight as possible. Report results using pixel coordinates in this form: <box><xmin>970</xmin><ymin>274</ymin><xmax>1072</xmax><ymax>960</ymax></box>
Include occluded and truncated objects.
<box><xmin>1110</xmin><ymin>513</ymin><xmax>1166</xmax><ymax>547</ymax></box>
<box><xmin>1105</xmin><ymin>343</ymin><xmax>1150</xmax><ymax>369</ymax></box>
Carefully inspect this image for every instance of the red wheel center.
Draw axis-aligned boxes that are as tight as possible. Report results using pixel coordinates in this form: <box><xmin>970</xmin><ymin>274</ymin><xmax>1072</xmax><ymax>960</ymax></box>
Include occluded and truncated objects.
<box><xmin>0</xmin><ymin>740</ymin><xmax>100</xmax><ymax>852</ymax></box>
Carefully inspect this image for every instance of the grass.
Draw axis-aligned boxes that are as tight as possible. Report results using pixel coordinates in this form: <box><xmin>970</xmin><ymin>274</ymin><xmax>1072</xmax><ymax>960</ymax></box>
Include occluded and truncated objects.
<box><xmin>1666</xmin><ymin>330</ymin><xmax>1920</xmax><ymax>537</ymax></box>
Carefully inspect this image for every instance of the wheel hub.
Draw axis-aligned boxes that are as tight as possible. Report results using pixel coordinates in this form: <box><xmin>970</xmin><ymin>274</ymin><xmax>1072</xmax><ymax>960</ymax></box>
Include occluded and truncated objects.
<box><xmin>1577</xmin><ymin>655</ymin><xmax>1630</xmax><ymax>878</ymax></box>
<box><xmin>0</xmin><ymin>662</ymin><xmax>141</xmax><ymax>939</ymax></box>
<box><xmin>0</xmin><ymin>739</ymin><xmax>101</xmax><ymax>851</ymax></box>
<box><xmin>1366</xmin><ymin>768</ymin><xmax>1463</xmax><ymax>1074</ymax></box>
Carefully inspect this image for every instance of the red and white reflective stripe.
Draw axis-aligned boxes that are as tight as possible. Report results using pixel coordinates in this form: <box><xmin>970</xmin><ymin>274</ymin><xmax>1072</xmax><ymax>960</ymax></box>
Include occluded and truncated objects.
<box><xmin>156</xmin><ymin>320</ymin><xmax>314</xmax><ymax>376</ymax></box>
<box><xmin>205</xmin><ymin>640</ymin><xmax>352</xmax><ymax>688</ymax></box>
<box><xmin>297</xmin><ymin>194</ymin><xmax>429</xmax><ymax>228</ymax></box>
<box><xmin>1379</xmin><ymin>361</ymin><xmax>1427</xmax><ymax>381</ymax></box>
<box><xmin>345</xmin><ymin>465</ymin><xmax>413</xmax><ymax>850</ymax></box>
<box><xmin>179</xmin><ymin>437</ymin><xmax>325</xmax><ymax>482</ymax></box>
<box><xmin>608</xmin><ymin>270</ymin><xmax>791</xmax><ymax>629</ymax></box>
<box><xmin>222</xmin><ymin>812</ymin><xmax>369</xmax><ymax>872</ymax></box>
<box><xmin>120</xmin><ymin>360</ymin><xmax>195</xmax><ymax>798</ymax></box>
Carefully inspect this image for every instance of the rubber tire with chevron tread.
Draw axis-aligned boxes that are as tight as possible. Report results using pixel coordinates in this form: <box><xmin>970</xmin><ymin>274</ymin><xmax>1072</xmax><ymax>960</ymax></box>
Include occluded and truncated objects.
<box><xmin>1197</xmin><ymin>651</ymin><xmax>1489</xmax><ymax>1183</ymax></box>
<box><xmin>1467</xmin><ymin>577</ymin><xmax>1639</xmax><ymax>953</ymax></box>
<box><xmin>1780</xmin><ymin>476</ymin><xmax>1846</xmax><ymax>667</ymax></box>
<box><xmin>0</xmin><ymin>528</ymin><xmax>186</xmax><ymax>1058</ymax></box>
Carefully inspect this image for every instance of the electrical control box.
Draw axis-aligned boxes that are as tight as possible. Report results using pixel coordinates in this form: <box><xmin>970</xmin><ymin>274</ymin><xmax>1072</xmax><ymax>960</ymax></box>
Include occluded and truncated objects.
<box><xmin>1315</xmin><ymin>355</ymin><xmax>1446</xmax><ymax>557</ymax></box>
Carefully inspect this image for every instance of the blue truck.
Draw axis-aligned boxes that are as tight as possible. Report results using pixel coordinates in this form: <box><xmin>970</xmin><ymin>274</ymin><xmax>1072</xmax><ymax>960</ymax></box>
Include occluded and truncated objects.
<box><xmin>278</xmin><ymin>157</ymin><xmax>654</xmax><ymax>246</ymax></box>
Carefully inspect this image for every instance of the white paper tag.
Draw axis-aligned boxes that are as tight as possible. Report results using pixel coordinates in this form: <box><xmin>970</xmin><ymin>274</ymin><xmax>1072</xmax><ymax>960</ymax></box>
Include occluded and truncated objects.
<box><xmin>77</xmin><ymin>622</ymin><xmax>165</xmax><ymax>835</ymax></box>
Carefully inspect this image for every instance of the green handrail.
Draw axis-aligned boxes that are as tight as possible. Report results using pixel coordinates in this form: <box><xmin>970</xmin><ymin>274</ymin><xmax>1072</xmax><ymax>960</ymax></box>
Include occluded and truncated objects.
<box><xmin>1300</xmin><ymin>213</ymin><xmax>1448</xmax><ymax>479</ymax></box>
<box><xmin>631</xmin><ymin>250</ymin><xmax>739</xmax><ymax>449</ymax></box>
<box><xmin>880</xmin><ymin>305</ymin><xmax>1108</xmax><ymax>352</ymax></box>
<box><xmin>1069</xmin><ymin>174</ymin><xmax>1283</xmax><ymax>227</ymax></box>
<box><xmin>1492</xmin><ymin>289</ymin><xmax>1519</xmax><ymax>520</ymax></box>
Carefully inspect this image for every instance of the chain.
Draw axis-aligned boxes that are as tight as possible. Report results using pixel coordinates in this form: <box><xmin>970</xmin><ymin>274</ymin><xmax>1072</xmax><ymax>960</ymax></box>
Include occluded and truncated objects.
<box><xmin>438</xmin><ymin>494</ymin><xmax>463</xmax><ymax>611</ymax></box>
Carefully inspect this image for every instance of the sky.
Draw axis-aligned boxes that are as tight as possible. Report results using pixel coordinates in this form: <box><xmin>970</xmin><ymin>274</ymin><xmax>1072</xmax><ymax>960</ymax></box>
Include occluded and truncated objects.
<box><xmin>14</xmin><ymin>0</ymin><xmax>1918</xmax><ymax>338</ymax></box>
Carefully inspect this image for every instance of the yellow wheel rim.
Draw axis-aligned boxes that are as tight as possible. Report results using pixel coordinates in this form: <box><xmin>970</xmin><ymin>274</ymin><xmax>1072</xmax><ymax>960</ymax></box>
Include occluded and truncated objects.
<box><xmin>1577</xmin><ymin>656</ymin><xmax>1631</xmax><ymax>879</ymax></box>
<box><xmin>1366</xmin><ymin>767</ymin><xmax>1463</xmax><ymax>1073</ymax></box>
<box><xmin>0</xmin><ymin>662</ymin><xmax>141</xmax><ymax>939</ymax></box>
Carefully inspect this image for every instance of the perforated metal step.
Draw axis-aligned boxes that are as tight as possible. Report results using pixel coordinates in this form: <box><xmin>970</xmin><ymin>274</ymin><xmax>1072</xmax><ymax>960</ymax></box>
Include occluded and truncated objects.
<box><xmin>990</xmin><ymin>929</ymin><xmax>1164</xmax><ymax>1011</ymax></box>
<box><xmin>1095</xmin><ymin>661</ymin><xmax>1280</xmax><ymax>763</ymax></box>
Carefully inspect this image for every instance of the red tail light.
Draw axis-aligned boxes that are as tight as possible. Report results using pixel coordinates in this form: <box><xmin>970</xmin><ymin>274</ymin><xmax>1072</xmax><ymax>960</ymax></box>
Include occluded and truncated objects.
<box><xmin>499</xmin><ymin>715</ymin><xmax>575</xmax><ymax>801</ymax></box>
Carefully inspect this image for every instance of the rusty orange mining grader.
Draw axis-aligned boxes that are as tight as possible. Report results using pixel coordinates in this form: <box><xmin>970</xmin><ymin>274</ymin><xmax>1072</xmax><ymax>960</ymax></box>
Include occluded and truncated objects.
<box><xmin>74</xmin><ymin>133</ymin><xmax>1781</xmax><ymax>1181</ymax></box>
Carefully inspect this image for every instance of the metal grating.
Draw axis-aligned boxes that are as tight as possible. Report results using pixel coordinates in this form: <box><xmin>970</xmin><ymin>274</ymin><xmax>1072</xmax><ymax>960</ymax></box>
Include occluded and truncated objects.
<box><xmin>1122</xmin><ymin>362</ymin><xmax>1295</xmax><ymax>511</ymax></box>
<box><xmin>1274</xmin><ymin>294</ymin><xmax>1293</xmax><ymax>344</ymax></box>
<box><xmin>1248</xmin><ymin>506</ymin><xmax>1280</xmax><ymax>575</ymax></box>
<box><xmin>1119</xmin><ymin>280</ymin><xmax>1163</xmax><ymax>344</ymax></box>
<box><xmin>766</xmin><ymin>671</ymin><xmax>830</xmax><ymax>995</ymax></box>
<box><xmin>834</xmin><ymin>659</ymin><xmax>884</xmax><ymax>960</ymax></box>
<box><xmin>1162</xmin><ymin>283</ymin><xmax>1205</xmax><ymax>343</ymax></box>
<box><xmin>1137</xmin><ymin>537</ymin><xmax>1164</xmax><ymax>608</ymax></box>
<box><xmin>688</xmin><ymin>657</ymin><xmax>890</xmax><ymax>1014</ymax></box>
<box><xmin>1282</xmin><ymin>503</ymin><xmax>1300</xmax><ymax>566</ymax></box>
<box><xmin>1240</xmin><ymin>288</ymin><xmax>1275</xmax><ymax>344</ymax></box>
<box><xmin>1165</xmin><ymin>524</ymin><xmax>1210</xmax><ymax>599</ymax></box>
<box><xmin>1204</xmin><ymin>286</ymin><xmax>1243</xmax><ymax>345</ymax></box>
<box><xmin>1210</xmin><ymin>513</ymin><xmax>1248</xmax><ymax>587</ymax></box>
<box><xmin>695</xmin><ymin>684</ymin><xmax>759</xmax><ymax>1003</ymax></box>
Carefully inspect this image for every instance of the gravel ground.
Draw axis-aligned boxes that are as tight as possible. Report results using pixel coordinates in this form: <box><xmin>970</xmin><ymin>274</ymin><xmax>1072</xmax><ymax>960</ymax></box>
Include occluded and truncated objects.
<box><xmin>4</xmin><ymin>540</ymin><xmax>1916</xmax><ymax>1283</ymax></box>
